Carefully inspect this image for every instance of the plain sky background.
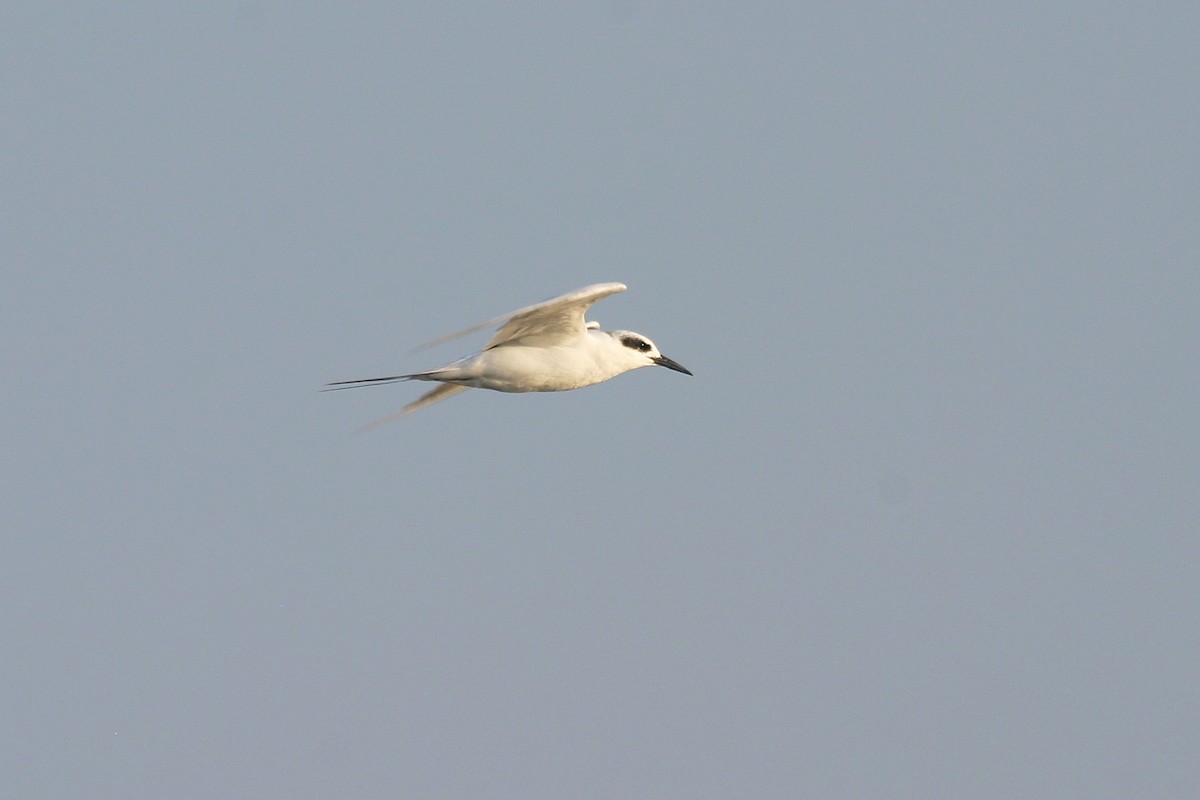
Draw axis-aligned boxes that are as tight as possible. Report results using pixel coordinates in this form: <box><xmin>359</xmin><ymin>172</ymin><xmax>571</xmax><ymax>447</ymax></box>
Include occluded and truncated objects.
<box><xmin>3</xmin><ymin>3</ymin><xmax>1197</xmax><ymax>798</ymax></box>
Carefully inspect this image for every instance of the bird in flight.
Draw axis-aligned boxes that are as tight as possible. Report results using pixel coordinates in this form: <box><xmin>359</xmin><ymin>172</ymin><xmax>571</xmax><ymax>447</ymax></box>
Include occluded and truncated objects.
<box><xmin>326</xmin><ymin>282</ymin><xmax>691</xmax><ymax>424</ymax></box>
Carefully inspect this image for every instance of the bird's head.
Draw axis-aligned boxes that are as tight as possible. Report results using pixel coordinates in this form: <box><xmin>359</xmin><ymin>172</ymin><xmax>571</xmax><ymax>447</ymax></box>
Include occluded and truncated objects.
<box><xmin>609</xmin><ymin>330</ymin><xmax>693</xmax><ymax>376</ymax></box>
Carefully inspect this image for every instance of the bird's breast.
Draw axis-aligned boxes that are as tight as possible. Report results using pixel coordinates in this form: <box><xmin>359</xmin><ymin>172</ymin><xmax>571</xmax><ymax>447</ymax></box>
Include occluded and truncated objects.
<box><xmin>467</xmin><ymin>343</ymin><xmax>612</xmax><ymax>392</ymax></box>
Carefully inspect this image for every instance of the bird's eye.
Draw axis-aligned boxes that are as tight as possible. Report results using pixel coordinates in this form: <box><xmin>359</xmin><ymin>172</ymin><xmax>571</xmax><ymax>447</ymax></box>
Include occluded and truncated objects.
<box><xmin>639</xmin><ymin>342</ymin><xmax>651</xmax><ymax>352</ymax></box>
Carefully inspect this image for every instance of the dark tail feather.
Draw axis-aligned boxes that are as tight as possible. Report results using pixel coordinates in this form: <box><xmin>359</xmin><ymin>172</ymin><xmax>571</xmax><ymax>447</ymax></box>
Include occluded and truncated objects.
<box><xmin>322</xmin><ymin>374</ymin><xmax>413</xmax><ymax>391</ymax></box>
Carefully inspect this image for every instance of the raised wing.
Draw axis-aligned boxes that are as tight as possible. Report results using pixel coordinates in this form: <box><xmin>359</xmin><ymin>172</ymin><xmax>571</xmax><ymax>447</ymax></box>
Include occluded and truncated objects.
<box><xmin>415</xmin><ymin>283</ymin><xmax>626</xmax><ymax>351</ymax></box>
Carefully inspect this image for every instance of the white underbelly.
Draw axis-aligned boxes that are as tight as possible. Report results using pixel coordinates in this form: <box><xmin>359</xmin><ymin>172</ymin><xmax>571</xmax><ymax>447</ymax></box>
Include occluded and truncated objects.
<box><xmin>468</xmin><ymin>345</ymin><xmax>604</xmax><ymax>392</ymax></box>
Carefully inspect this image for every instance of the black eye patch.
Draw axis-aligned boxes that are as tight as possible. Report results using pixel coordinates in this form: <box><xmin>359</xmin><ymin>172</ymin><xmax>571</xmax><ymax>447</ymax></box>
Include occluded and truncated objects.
<box><xmin>622</xmin><ymin>336</ymin><xmax>651</xmax><ymax>352</ymax></box>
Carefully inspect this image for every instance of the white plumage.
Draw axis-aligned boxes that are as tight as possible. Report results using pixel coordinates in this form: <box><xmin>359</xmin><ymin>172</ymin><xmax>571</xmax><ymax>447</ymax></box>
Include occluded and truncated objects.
<box><xmin>327</xmin><ymin>283</ymin><xmax>691</xmax><ymax>425</ymax></box>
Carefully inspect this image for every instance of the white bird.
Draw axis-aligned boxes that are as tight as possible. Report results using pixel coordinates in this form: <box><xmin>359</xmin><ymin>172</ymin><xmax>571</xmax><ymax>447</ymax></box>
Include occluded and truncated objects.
<box><xmin>326</xmin><ymin>282</ymin><xmax>691</xmax><ymax>423</ymax></box>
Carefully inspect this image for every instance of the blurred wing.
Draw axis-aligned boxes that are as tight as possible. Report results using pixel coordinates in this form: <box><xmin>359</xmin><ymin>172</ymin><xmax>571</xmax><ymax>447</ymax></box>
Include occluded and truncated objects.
<box><xmin>414</xmin><ymin>283</ymin><xmax>626</xmax><ymax>351</ymax></box>
<box><xmin>486</xmin><ymin>283</ymin><xmax>626</xmax><ymax>348</ymax></box>
<box><xmin>357</xmin><ymin>384</ymin><xmax>471</xmax><ymax>431</ymax></box>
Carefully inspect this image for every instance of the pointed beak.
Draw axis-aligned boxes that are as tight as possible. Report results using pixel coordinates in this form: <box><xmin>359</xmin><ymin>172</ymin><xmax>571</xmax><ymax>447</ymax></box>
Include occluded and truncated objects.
<box><xmin>653</xmin><ymin>354</ymin><xmax>693</xmax><ymax>376</ymax></box>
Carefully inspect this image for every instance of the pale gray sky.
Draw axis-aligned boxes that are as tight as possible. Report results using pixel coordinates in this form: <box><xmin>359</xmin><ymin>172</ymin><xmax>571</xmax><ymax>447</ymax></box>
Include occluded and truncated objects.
<box><xmin>4</xmin><ymin>4</ymin><xmax>1198</xmax><ymax>798</ymax></box>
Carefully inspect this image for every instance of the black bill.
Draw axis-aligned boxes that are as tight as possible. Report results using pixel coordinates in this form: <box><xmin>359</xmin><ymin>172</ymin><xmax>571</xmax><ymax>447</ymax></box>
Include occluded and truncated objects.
<box><xmin>653</xmin><ymin>354</ymin><xmax>693</xmax><ymax>376</ymax></box>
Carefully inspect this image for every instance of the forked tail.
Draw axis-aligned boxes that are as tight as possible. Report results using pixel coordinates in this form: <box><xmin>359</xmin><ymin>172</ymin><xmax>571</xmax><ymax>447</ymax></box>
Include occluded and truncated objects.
<box><xmin>323</xmin><ymin>373</ymin><xmax>415</xmax><ymax>391</ymax></box>
<box><xmin>325</xmin><ymin>370</ymin><xmax>470</xmax><ymax>427</ymax></box>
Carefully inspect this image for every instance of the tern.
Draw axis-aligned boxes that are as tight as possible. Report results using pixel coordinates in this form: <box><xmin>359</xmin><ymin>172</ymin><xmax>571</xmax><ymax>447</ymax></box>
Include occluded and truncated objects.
<box><xmin>326</xmin><ymin>282</ymin><xmax>691</xmax><ymax>423</ymax></box>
